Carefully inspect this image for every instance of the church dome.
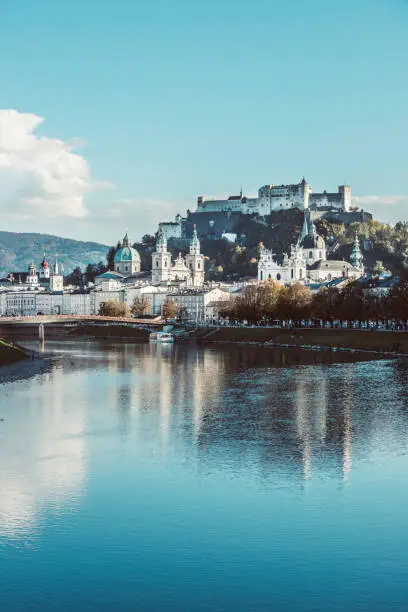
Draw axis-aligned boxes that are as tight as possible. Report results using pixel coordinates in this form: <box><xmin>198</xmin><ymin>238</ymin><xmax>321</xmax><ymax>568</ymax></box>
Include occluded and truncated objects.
<box><xmin>114</xmin><ymin>234</ymin><xmax>140</xmax><ymax>264</ymax></box>
<box><xmin>114</xmin><ymin>245</ymin><xmax>141</xmax><ymax>264</ymax></box>
<box><xmin>41</xmin><ymin>256</ymin><xmax>48</xmax><ymax>269</ymax></box>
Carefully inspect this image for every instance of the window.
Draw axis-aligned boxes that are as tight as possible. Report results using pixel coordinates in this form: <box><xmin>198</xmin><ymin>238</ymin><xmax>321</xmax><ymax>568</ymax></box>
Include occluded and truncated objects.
<box><xmin>291</xmin><ymin>269</ymin><xmax>294</xmax><ymax>279</ymax></box>
<box><xmin>309</xmin><ymin>251</ymin><xmax>313</xmax><ymax>258</ymax></box>
<box><xmin>156</xmin><ymin>261</ymin><xmax>159</xmax><ymax>268</ymax></box>
<box><xmin>319</xmin><ymin>251</ymin><xmax>322</xmax><ymax>259</ymax></box>
<box><xmin>198</xmin><ymin>262</ymin><xmax>200</xmax><ymax>269</ymax></box>
<box><xmin>277</xmin><ymin>273</ymin><xmax>281</xmax><ymax>281</ymax></box>
<box><xmin>260</xmin><ymin>271</ymin><xmax>263</xmax><ymax>280</ymax></box>
<box><xmin>164</xmin><ymin>260</ymin><xmax>167</xmax><ymax>267</ymax></box>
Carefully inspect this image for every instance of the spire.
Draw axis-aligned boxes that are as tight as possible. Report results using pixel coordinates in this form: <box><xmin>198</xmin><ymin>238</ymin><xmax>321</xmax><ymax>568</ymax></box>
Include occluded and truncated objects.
<box><xmin>54</xmin><ymin>254</ymin><xmax>59</xmax><ymax>275</ymax></box>
<box><xmin>190</xmin><ymin>224</ymin><xmax>200</xmax><ymax>254</ymax></box>
<box><xmin>122</xmin><ymin>233</ymin><xmax>129</xmax><ymax>247</ymax></box>
<box><xmin>299</xmin><ymin>211</ymin><xmax>310</xmax><ymax>243</ymax></box>
<box><xmin>309</xmin><ymin>217</ymin><xmax>317</xmax><ymax>237</ymax></box>
<box><xmin>350</xmin><ymin>233</ymin><xmax>364</xmax><ymax>269</ymax></box>
<box><xmin>156</xmin><ymin>228</ymin><xmax>167</xmax><ymax>253</ymax></box>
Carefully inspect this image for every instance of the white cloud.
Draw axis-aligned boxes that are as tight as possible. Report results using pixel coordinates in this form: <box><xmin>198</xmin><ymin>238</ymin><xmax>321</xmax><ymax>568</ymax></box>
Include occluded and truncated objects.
<box><xmin>104</xmin><ymin>196</ymin><xmax>187</xmax><ymax>236</ymax></box>
<box><xmin>354</xmin><ymin>195</ymin><xmax>408</xmax><ymax>224</ymax></box>
<box><xmin>0</xmin><ymin>109</ymin><xmax>105</xmax><ymax>220</ymax></box>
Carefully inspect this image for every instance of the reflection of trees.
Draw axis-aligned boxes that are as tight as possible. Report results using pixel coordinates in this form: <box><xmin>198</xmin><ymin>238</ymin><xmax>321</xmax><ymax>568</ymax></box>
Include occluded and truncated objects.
<box><xmin>195</xmin><ymin>354</ymin><xmax>408</xmax><ymax>483</ymax></box>
<box><xmin>59</xmin><ymin>341</ymin><xmax>408</xmax><ymax>484</ymax></box>
<box><xmin>4</xmin><ymin>340</ymin><xmax>406</xmax><ymax>543</ymax></box>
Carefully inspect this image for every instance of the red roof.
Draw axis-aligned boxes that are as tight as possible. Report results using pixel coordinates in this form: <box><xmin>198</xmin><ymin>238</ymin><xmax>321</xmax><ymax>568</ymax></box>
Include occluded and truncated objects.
<box><xmin>41</xmin><ymin>257</ymin><xmax>49</xmax><ymax>268</ymax></box>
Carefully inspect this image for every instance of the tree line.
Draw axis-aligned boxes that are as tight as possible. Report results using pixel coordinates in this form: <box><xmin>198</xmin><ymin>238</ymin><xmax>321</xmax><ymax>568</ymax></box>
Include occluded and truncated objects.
<box><xmin>219</xmin><ymin>279</ymin><xmax>408</xmax><ymax>328</ymax></box>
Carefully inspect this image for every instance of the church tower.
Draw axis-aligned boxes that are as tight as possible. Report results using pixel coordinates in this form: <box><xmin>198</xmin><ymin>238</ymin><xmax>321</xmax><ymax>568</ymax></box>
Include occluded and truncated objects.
<box><xmin>50</xmin><ymin>255</ymin><xmax>64</xmax><ymax>292</ymax></box>
<box><xmin>152</xmin><ymin>229</ymin><xmax>171</xmax><ymax>284</ymax></box>
<box><xmin>185</xmin><ymin>225</ymin><xmax>205</xmax><ymax>287</ymax></box>
<box><xmin>39</xmin><ymin>255</ymin><xmax>50</xmax><ymax>281</ymax></box>
<box><xmin>350</xmin><ymin>233</ymin><xmax>364</xmax><ymax>270</ymax></box>
<box><xmin>27</xmin><ymin>262</ymin><xmax>39</xmax><ymax>288</ymax></box>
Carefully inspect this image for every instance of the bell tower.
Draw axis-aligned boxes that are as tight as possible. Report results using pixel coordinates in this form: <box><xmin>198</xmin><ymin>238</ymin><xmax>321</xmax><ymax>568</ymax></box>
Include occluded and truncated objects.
<box><xmin>185</xmin><ymin>225</ymin><xmax>205</xmax><ymax>287</ymax></box>
<box><xmin>152</xmin><ymin>229</ymin><xmax>171</xmax><ymax>283</ymax></box>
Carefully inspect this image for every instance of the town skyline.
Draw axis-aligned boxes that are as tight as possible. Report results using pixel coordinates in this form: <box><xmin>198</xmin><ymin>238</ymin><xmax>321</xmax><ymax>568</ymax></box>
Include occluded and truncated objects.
<box><xmin>1</xmin><ymin>0</ymin><xmax>408</xmax><ymax>244</ymax></box>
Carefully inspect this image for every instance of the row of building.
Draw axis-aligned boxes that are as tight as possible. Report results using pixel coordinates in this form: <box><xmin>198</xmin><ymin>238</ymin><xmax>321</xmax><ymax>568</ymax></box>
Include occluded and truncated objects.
<box><xmin>0</xmin><ymin>213</ymin><xmax>365</xmax><ymax>320</ymax></box>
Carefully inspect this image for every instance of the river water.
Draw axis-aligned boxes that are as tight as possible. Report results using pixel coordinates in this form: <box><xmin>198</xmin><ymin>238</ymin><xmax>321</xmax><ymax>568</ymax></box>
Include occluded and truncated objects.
<box><xmin>1</xmin><ymin>341</ymin><xmax>408</xmax><ymax>611</ymax></box>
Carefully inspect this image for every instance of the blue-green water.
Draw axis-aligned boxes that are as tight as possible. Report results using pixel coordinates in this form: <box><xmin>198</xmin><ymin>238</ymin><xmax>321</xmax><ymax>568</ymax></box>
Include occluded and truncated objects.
<box><xmin>1</xmin><ymin>341</ymin><xmax>408</xmax><ymax>611</ymax></box>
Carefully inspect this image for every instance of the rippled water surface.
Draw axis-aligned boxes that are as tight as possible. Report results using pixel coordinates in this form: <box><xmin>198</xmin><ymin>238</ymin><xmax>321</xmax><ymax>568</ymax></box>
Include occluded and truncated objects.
<box><xmin>1</xmin><ymin>341</ymin><xmax>408</xmax><ymax>611</ymax></box>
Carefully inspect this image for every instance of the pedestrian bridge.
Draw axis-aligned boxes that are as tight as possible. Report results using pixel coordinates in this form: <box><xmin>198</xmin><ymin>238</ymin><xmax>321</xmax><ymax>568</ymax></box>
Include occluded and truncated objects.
<box><xmin>0</xmin><ymin>314</ymin><xmax>164</xmax><ymax>326</ymax></box>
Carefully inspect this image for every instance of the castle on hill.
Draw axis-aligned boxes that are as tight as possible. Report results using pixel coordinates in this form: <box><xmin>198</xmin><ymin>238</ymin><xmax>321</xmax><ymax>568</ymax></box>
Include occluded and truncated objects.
<box><xmin>197</xmin><ymin>178</ymin><xmax>351</xmax><ymax>215</ymax></box>
<box><xmin>157</xmin><ymin>177</ymin><xmax>364</xmax><ymax>242</ymax></box>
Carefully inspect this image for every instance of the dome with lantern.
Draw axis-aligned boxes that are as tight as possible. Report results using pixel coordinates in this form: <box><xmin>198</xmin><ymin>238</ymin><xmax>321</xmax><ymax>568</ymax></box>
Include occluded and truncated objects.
<box><xmin>113</xmin><ymin>234</ymin><xmax>141</xmax><ymax>276</ymax></box>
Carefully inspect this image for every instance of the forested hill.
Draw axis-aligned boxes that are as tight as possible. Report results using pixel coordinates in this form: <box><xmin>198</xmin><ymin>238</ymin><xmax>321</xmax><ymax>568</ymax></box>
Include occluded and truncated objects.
<box><xmin>0</xmin><ymin>231</ymin><xmax>109</xmax><ymax>277</ymax></box>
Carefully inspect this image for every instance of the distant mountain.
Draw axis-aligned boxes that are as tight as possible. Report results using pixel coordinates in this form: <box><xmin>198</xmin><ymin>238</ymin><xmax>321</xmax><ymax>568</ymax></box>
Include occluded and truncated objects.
<box><xmin>0</xmin><ymin>231</ymin><xmax>109</xmax><ymax>277</ymax></box>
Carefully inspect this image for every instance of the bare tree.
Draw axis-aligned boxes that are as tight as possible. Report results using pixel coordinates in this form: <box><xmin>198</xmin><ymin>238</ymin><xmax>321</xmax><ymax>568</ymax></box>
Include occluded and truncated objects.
<box><xmin>131</xmin><ymin>296</ymin><xmax>151</xmax><ymax>317</ymax></box>
<box><xmin>162</xmin><ymin>299</ymin><xmax>179</xmax><ymax>320</ymax></box>
<box><xmin>99</xmin><ymin>300</ymin><xmax>130</xmax><ymax>317</ymax></box>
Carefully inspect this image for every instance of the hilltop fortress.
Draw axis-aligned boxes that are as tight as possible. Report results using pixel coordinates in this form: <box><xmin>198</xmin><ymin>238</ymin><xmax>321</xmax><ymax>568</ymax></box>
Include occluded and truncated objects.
<box><xmin>196</xmin><ymin>178</ymin><xmax>351</xmax><ymax>215</ymax></box>
<box><xmin>158</xmin><ymin>178</ymin><xmax>364</xmax><ymax>241</ymax></box>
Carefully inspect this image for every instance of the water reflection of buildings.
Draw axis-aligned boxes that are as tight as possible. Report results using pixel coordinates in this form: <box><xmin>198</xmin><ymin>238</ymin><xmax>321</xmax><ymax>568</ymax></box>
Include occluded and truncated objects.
<box><xmin>93</xmin><ymin>343</ymin><xmax>408</xmax><ymax>485</ymax></box>
<box><xmin>0</xmin><ymin>363</ymin><xmax>85</xmax><ymax>539</ymax></box>
<box><xmin>2</xmin><ymin>342</ymin><xmax>407</xmax><ymax>542</ymax></box>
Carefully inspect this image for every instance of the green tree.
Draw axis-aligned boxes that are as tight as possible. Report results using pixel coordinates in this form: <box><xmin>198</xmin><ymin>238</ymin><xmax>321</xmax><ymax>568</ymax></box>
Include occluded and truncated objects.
<box><xmin>373</xmin><ymin>260</ymin><xmax>385</xmax><ymax>277</ymax></box>
<box><xmin>65</xmin><ymin>266</ymin><xmax>83</xmax><ymax>286</ymax></box>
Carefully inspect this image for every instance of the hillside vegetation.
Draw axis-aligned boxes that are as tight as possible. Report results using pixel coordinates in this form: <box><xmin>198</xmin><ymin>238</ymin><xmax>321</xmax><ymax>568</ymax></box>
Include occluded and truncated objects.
<box><xmin>132</xmin><ymin>212</ymin><xmax>408</xmax><ymax>282</ymax></box>
<box><xmin>0</xmin><ymin>231</ymin><xmax>109</xmax><ymax>276</ymax></box>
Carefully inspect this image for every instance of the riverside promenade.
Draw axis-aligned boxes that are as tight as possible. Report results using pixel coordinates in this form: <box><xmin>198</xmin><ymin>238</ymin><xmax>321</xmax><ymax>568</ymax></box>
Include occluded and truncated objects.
<box><xmin>177</xmin><ymin>325</ymin><xmax>408</xmax><ymax>356</ymax></box>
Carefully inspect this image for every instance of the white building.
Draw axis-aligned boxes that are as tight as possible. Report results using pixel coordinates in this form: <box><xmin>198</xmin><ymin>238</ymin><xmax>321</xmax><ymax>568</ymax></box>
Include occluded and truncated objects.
<box><xmin>166</xmin><ymin>287</ymin><xmax>231</xmax><ymax>321</ymax></box>
<box><xmin>152</xmin><ymin>226</ymin><xmax>205</xmax><ymax>287</ymax></box>
<box><xmin>258</xmin><ymin>243</ymin><xmax>307</xmax><ymax>283</ymax></box>
<box><xmin>258</xmin><ymin>212</ymin><xmax>364</xmax><ymax>285</ymax></box>
<box><xmin>196</xmin><ymin>178</ymin><xmax>352</xmax><ymax>217</ymax></box>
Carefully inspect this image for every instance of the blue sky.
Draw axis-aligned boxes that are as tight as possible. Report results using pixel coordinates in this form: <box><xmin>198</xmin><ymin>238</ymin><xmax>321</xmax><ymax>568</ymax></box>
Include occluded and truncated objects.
<box><xmin>0</xmin><ymin>0</ymin><xmax>407</xmax><ymax>244</ymax></box>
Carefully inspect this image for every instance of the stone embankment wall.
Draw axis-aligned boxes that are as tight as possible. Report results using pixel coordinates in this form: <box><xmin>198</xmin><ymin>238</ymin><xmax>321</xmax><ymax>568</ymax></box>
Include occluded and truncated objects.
<box><xmin>182</xmin><ymin>327</ymin><xmax>408</xmax><ymax>355</ymax></box>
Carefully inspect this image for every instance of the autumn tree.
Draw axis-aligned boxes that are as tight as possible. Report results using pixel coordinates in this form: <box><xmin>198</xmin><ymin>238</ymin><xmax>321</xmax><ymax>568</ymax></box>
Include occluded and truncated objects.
<box><xmin>162</xmin><ymin>299</ymin><xmax>180</xmax><ymax>320</ymax></box>
<box><xmin>277</xmin><ymin>283</ymin><xmax>312</xmax><ymax>322</ymax></box>
<box><xmin>99</xmin><ymin>300</ymin><xmax>130</xmax><ymax>317</ymax></box>
<box><xmin>131</xmin><ymin>296</ymin><xmax>151</xmax><ymax>317</ymax></box>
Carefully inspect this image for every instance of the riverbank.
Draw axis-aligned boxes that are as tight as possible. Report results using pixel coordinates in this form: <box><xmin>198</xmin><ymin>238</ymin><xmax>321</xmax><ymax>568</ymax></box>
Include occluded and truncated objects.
<box><xmin>179</xmin><ymin>326</ymin><xmax>408</xmax><ymax>356</ymax></box>
<box><xmin>0</xmin><ymin>337</ymin><xmax>55</xmax><ymax>385</ymax></box>
<box><xmin>0</xmin><ymin>338</ymin><xmax>28</xmax><ymax>366</ymax></box>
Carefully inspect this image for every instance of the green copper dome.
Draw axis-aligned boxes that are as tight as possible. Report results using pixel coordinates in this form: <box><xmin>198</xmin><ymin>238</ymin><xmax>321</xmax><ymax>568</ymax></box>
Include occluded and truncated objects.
<box><xmin>114</xmin><ymin>234</ymin><xmax>140</xmax><ymax>264</ymax></box>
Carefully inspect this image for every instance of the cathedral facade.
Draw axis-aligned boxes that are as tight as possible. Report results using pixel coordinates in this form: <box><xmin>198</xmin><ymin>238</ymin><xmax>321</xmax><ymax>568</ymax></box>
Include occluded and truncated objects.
<box><xmin>152</xmin><ymin>226</ymin><xmax>205</xmax><ymax>287</ymax></box>
<box><xmin>258</xmin><ymin>213</ymin><xmax>364</xmax><ymax>285</ymax></box>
